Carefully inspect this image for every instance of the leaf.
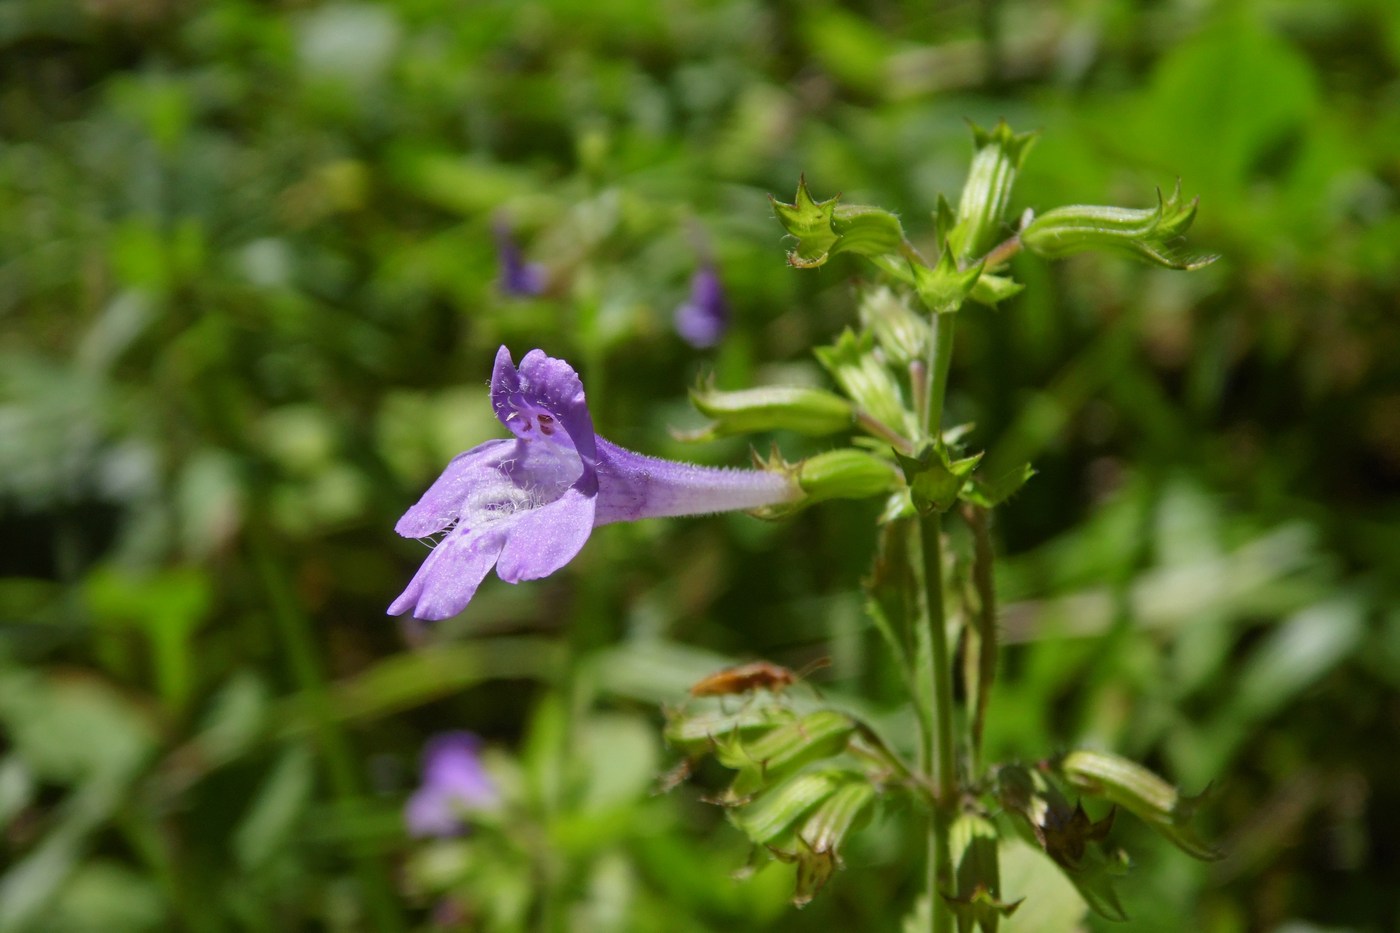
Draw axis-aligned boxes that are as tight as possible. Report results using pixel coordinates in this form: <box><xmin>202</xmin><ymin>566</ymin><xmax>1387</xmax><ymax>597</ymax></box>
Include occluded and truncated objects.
<box><xmin>1141</xmin><ymin>13</ymin><xmax>1317</xmax><ymax>196</ymax></box>
<box><xmin>963</xmin><ymin>463</ymin><xmax>1036</xmax><ymax>509</ymax></box>
<box><xmin>234</xmin><ymin>744</ymin><xmax>315</xmax><ymax>870</ymax></box>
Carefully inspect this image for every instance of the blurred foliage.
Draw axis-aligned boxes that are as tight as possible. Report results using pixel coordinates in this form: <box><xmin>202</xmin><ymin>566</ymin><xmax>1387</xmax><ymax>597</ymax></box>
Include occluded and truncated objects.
<box><xmin>2</xmin><ymin>0</ymin><xmax>1399</xmax><ymax>930</ymax></box>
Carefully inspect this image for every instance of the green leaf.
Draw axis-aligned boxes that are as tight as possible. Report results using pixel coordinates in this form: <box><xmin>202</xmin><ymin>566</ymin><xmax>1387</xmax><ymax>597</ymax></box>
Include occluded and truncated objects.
<box><xmin>1140</xmin><ymin>13</ymin><xmax>1317</xmax><ymax>196</ymax></box>
<box><xmin>963</xmin><ymin>463</ymin><xmax>1036</xmax><ymax>508</ymax></box>
<box><xmin>234</xmin><ymin>744</ymin><xmax>315</xmax><ymax>870</ymax></box>
<box><xmin>83</xmin><ymin>566</ymin><xmax>212</xmax><ymax>715</ymax></box>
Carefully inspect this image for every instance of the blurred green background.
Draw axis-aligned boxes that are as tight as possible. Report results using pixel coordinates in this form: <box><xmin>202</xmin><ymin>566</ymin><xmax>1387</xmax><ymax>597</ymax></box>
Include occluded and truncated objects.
<box><xmin>2</xmin><ymin>0</ymin><xmax>1398</xmax><ymax>930</ymax></box>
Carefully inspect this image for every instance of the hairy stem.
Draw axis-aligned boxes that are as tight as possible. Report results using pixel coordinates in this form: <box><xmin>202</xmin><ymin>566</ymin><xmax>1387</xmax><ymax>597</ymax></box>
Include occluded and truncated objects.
<box><xmin>918</xmin><ymin>312</ymin><xmax>959</xmax><ymax>933</ymax></box>
<box><xmin>980</xmin><ymin>234</ymin><xmax>1023</xmax><ymax>270</ymax></box>
<box><xmin>856</xmin><ymin>408</ymin><xmax>917</xmax><ymax>456</ymax></box>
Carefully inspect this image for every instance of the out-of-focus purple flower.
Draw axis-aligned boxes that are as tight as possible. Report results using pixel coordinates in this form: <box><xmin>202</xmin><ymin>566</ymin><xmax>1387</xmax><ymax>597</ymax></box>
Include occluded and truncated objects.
<box><xmin>493</xmin><ymin>221</ymin><xmax>546</xmax><ymax>297</ymax></box>
<box><xmin>674</xmin><ymin>265</ymin><xmax>729</xmax><ymax>348</ymax></box>
<box><xmin>388</xmin><ymin>346</ymin><xmax>800</xmax><ymax>620</ymax></box>
<box><xmin>405</xmin><ymin>732</ymin><xmax>498</xmax><ymax>838</ymax></box>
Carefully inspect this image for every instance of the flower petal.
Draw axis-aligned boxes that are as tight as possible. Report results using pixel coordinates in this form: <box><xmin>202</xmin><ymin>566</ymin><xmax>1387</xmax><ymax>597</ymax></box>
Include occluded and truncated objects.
<box><xmin>394</xmin><ymin>439</ymin><xmax>515</xmax><ymax>539</ymax></box>
<box><xmin>675</xmin><ymin>265</ymin><xmax>729</xmax><ymax>348</ymax></box>
<box><xmin>489</xmin><ymin>345</ymin><xmax>522</xmax><ymax>426</ymax></box>
<box><xmin>387</xmin><ymin>525</ymin><xmax>507</xmax><ymax>620</ymax></box>
<box><xmin>515</xmin><ymin>349</ymin><xmax>597</xmax><ymax>461</ymax></box>
<box><xmin>405</xmin><ymin>786</ymin><xmax>464</xmax><ymax>837</ymax></box>
<box><xmin>422</xmin><ymin>732</ymin><xmax>497</xmax><ymax>804</ymax></box>
<box><xmin>494</xmin><ymin>486</ymin><xmax>595</xmax><ymax>583</ymax></box>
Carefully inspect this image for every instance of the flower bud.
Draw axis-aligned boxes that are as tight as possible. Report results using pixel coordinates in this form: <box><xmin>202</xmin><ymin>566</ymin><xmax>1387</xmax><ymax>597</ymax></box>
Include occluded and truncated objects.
<box><xmin>771</xmin><ymin>176</ymin><xmax>907</xmax><ymax>269</ymax></box>
<box><xmin>683</xmin><ymin>382</ymin><xmax>855</xmax><ymax>440</ymax></box>
<box><xmin>1020</xmin><ymin>181</ymin><xmax>1218</xmax><ymax>270</ymax></box>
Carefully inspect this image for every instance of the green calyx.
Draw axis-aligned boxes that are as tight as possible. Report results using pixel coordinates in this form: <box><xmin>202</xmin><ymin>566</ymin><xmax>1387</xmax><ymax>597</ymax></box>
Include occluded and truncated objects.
<box><xmin>945</xmin><ymin>812</ymin><xmax>1022</xmax><ymax>933</ymax></box>
<box><xmin>814</xmin><ymin>328</ymin><xmax>913</xmax><ymax>435</ymax></box>
<box><xmin>682</xmin><ymin>381</ymin><xmax>855</xmax><ymax>441</ymax></box>
<box><xmin>771</xmin><ymin>176</ymin><xmax>908</xmax><ymax>269</ymax></box>
<box><xmin>910</xmin><ymin>247</ymin><xmax>985</xmax><ymax>315</ymax></box>
<box><xmin>1057</xmin><ymin>750</ymin><xmax>1221</xmax><ymax>862</ymax></box>
<box><xmin>1020</xmin><ymin>180</ymin><xmax>1218</xmax><ymax>270</ymax></box>
<box><xmin>947</xmin><ymin>121</ymin><xmax>1037</xmax><ymax>265</ymax></box>
<box><xmin>897</xmin><ymin>444</ymin><xmax>983</xmax><ymax>514</ymax></box>
<box><xmin>797</xmin><ymin>449</ymin><xmax>902</xmax><ymax>502</ymax></box>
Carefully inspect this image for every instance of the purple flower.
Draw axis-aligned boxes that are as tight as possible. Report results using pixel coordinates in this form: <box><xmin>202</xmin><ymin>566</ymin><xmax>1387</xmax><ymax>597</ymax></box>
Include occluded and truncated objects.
<box><xmin>405</xmin><ymin>732</ymin><xmax>498</xmax><ymax>838</ymax></box>
<box><xmin>674</xmin><ymin>265</ymin><xmax>730</xmax><ymax>348</ymax></box>
<box><xmin>388</xmin><ymin>346</ymin><xmax>800</xmax><ymax>620</ymax></box>
<box><xmin>493</xmin><ymin>221</ymin><xmax>546</xmax><ymax>297</ymax></box>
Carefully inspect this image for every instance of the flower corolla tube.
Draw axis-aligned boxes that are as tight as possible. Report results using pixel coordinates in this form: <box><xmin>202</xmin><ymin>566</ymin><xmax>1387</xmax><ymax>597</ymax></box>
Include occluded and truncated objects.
<box><xmin>388</xmin><ymin>347</ymin><xmax>800</xmax><ymax>620</ymax></box>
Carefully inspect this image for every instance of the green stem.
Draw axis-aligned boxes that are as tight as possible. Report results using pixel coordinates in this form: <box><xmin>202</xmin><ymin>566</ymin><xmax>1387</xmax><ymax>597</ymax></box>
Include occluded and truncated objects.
<box><xmin>856</xmin><ymin>408</ymin><xmax>917</xmax><ymax>455</ymax></box>
<box><xmin>980</xmin><ymin>234</ymin><xmax>1022</xmax><ymax>270</ymax></box>
<box><xmin>925</xmin><ymin>314</ymin><xmax>956</xmax><ymax>437</ymax></box>
<box><xmin>919</xmin><ymin>312</ymin><xmax>959</xmax><ymax>933</ymax></box>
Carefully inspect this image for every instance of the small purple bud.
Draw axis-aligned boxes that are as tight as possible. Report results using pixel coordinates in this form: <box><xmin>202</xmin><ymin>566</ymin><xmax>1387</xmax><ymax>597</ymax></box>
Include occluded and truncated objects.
<box><xmin>405</xmin><ymin>731</ymin><xmax>498</xmax><ymax>838</ymax></box>
<box><xmin>493</xmin><ymin>221</ymin><xmax>546</xmax><ymax>297</ymax></box>
<box><xmin>674</xmin><ymin>265</ymin><xmax>729</xmax><ymax>348</ymax></box>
